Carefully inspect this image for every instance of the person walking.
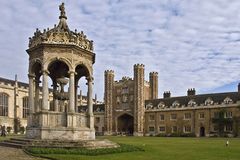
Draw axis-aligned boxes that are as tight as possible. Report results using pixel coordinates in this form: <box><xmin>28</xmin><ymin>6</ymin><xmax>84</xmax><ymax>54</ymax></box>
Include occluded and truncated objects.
<box><xmin>226</xmin><ymin>140</ymin><xmax>229</xmax><ymax>147</ymax></box>
<box><xmin>1</xmin><ymin>125</ymin><xmax>6</xmax><ymax>137</ymax></box>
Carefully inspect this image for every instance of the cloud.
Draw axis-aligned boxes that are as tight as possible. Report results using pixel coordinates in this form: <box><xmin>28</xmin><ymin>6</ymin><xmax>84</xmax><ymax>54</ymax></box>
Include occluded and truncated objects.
<box><xmin>0</xmin><ymin>0</ymin><xmax>240</xmax><ymax>100</ymax></box>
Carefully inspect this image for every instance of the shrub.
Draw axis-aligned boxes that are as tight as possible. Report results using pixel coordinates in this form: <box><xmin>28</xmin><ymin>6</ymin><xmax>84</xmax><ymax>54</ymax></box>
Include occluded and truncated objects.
<box><xmin>168</xmin><ymin>133</ymin><xmax>181</xmax><ymax>137</ymax></box>
<box><xmin>156</xmin><ymin>133</ymin><xmax>167</xmax><ymax>137</ymax></box>
<box><xmin>180</xmin><ymin>133</ymin><xmax>196</xmax><ymax>137</ymax></box>
<box><xmin>25</xmin><ymin>143</ymin><xmax>144</xmax><ymax>156</ymax></box>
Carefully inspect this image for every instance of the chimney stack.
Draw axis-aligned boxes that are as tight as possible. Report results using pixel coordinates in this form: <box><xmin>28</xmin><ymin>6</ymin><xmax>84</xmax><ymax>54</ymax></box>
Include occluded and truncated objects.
<box><xmin>187</xmin><ymin>88</ymin><xmax>196</xmax><ymax>96</ymax></box>
<box><xmin>163</xmin><ymin>91</ymin><xmax>171</xmax><ymax>98</ymax></box>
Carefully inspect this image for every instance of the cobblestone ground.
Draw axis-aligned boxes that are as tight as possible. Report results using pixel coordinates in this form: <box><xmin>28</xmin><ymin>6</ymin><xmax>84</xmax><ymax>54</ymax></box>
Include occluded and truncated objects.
<box><xmin>0</xmin><ymin>146</ymin><xmax>47</xmax><ymax>160</ymax></box>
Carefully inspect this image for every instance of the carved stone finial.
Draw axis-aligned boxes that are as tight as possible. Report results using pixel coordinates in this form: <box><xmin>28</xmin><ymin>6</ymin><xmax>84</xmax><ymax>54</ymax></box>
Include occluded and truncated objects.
<box><xmin>59</xmin><ymin>2</ymin><xmax>67</xmax><ymax>19</ymax></box>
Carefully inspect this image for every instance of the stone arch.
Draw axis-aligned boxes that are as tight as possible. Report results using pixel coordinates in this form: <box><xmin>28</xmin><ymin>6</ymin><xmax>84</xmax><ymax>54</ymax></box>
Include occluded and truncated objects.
<box><xmin>29</xmin><ymin>59</ymin><xmax>42</xmax><ymax>76</ymax></box>
<box><xmin>117</xmin><ymin>113</ymin><xmax>134</xmax><ymax>135</ymax></box>
<box><xmin>75</xmin><ymin>63</ymin><xmax>91</xmax><ymax>82</ymax></box>
<box><xmin>74</xmin><ymin>61</ymin><xmax>92</xmax><ymax>76</ymax></box>
<box><xmin>47</xmin><ymin>60</ymin><xmax>70</xmax><ymax>80</ymax></box>
<box><xmin>44</xmin><ymin>57</ymin><xmax>73</xmax><ymax>71</ymax></box>
<box><xmin>0</xmin><ymin>92</ymin><xmax>10</xmax><ymax>97</ymax></box>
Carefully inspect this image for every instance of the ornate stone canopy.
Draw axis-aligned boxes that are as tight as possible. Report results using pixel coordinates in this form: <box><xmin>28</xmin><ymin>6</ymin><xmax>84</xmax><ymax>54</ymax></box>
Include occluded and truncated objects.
<box><xmin>28</xmin><ymin>3</ymin><xmax>93</xmax><ymax>52</ymax></box>
<box><xmin>26</xmin><ymin>3</ymin><xmax>95</xmax><ymax>141</ymax></box>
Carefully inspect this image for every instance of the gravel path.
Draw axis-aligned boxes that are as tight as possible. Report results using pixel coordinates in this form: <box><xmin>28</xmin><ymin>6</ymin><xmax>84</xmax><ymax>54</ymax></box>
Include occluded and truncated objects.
<box><xmin>0</xmin><ymin>146</ymin><xmax>47</xmax><ymax>160</ymax></box>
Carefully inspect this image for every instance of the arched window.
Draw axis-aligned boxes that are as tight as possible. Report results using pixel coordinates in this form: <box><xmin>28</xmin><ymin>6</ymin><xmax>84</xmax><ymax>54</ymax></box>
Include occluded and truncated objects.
<box><xmin>0</xmin><ymin>93</ymin><xmax>9</xmax><ymax>116</ymax></box>
<box><xmin>22</xmin><ymin>97</ymin><xmax>29</xmax><ymax>118</ymax></box>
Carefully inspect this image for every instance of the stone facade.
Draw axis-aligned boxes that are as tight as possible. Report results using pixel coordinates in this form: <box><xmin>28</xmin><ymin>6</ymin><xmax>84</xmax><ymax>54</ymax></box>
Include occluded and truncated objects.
<box><xmin>145</xmin><ymin>90</ymin><xmax>240</xmax><ymax>137</ymax></box>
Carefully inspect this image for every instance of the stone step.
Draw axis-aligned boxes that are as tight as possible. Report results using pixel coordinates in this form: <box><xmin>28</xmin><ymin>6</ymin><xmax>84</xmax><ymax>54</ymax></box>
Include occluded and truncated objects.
<box><xmin>10</xmin><ymin>138</ymin><xmax>33</xmax><ymax>142</ymax></box>
<box><xmin>0</xmin><ymin>141</ymin><xmax>24</xmax><ymax>148</ymax></box>
<box><xmin>4</xmin><ymin>140</ymin><xmax>28</xmax><ymax>145</ymax></box>
<box><xmin>0</xmin><ymin>138</ymin><xmax>119</xmax><ymax>149</ymax></box>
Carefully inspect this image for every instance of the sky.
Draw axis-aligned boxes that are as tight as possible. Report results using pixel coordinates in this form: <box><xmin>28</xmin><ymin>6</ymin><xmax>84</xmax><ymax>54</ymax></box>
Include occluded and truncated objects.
<box><xmin>0</xmin><ymin>0</ymin><xmax>240</xmax><ymax>100</ymax></box>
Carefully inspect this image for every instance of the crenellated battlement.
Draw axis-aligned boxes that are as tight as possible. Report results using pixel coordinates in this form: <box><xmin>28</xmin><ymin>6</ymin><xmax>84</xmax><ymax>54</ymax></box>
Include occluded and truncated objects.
<box><xmin>134</xmin><ymin>63</ymin><xmax>145</xmax><ymax>68</ymax></box>
<box><xmin>104</xmin><ymin>70</ymin><xmax>114</xmax><ymax>74</ymax></box>
<box><xmin>149</xmin><ymin>72</ymin><xmax>158</xmax><ymax>76</ymax></box>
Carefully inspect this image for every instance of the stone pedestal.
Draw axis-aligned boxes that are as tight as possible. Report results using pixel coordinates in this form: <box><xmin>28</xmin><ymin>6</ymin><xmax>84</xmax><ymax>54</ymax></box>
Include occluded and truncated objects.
<box><xmin>26</xmin><ymin>112</ymin><xmax>95</xmax><ymax>141</ymax></box>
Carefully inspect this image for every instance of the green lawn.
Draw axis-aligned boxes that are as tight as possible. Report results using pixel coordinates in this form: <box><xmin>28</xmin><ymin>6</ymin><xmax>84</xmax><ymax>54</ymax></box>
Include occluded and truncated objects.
<box><xmin>36</xmin><ymin>136</ymin><xmax>240</xmax><ymax>160</ymax></box>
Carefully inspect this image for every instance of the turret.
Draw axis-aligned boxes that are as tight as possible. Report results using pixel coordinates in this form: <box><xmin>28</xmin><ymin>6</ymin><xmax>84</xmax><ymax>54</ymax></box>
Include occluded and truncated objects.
<box><xmin>104</xmin><ymin>70</ymin><xmax>114</xmax><ymax>135</ymax></box>
<box><xmin>133</xmin><ymin>64</ymin><xmax>145</xmax><ymax>136</ymax></box>
<box><xmin>149</xmin><ymin>72</ymin><xmax>158</xmax><ymax>99</ymax></box>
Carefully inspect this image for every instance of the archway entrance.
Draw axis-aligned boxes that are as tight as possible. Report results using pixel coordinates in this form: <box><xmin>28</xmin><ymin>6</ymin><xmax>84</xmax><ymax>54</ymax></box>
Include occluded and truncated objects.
<box><xmin>200</xmin><ymin>127</ymin><xmax>205</xmax><ymax>137</ymax></box>
<box><xmin>117</xmin><ymin>114</ymin><xmax>133</xmax><ymax>135</ymax></box>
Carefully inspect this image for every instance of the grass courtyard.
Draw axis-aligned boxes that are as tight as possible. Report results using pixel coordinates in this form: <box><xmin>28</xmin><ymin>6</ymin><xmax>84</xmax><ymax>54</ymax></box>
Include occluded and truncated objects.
<box><xmin>32</xmin><ymin>136</ymin><xmax>240</xmax><ymax>160</ymax></box>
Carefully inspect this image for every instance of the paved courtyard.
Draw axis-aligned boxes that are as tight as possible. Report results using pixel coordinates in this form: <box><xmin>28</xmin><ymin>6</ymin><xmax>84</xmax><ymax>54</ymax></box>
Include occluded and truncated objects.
<box><xmin>0</xmin><ymin>146</ymin><xmax>46</xmax><ymax>160</ymax></box>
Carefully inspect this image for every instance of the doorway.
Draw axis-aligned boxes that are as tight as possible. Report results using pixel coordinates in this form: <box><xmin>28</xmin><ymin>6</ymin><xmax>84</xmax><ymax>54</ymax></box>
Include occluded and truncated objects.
<box><xmin>117</xmin><ymin>114</ymin><xmax>134</xmax><ymax>135</ymax></box>
<box><xmin>200</xmin><ymin>127</ymin><xmax>205</xmax><ymax>137</ymax></box>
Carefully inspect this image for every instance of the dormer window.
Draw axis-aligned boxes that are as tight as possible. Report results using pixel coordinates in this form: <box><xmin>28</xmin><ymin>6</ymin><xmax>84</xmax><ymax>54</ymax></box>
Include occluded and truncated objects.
<box><xmin>188</xmin><ymin>99</ymin><xmax>196</xmax><ymax>107</ymax></box>
<box><xmin>205</xmin><ymin>98</ymin><xmax>213</xmax><ymax>106</ymax></box>
<box><xmin>223</xmin><ymin>97</ymin><xmax>233</xmax><ymax>104</ymax></box>
<box><xmin>146</xmin><ymin>103</ymin><xmax>153</xmax><ymax>110</ymax></box>
<box><xmin>157</xmin><ymin>102</ymin><xmax>165</xmax><ymax>109</ymax></box>
<box><xmin>172</xmin><ymin>101</ymin><xmax>180</xmax><ymax>108</ymax></box>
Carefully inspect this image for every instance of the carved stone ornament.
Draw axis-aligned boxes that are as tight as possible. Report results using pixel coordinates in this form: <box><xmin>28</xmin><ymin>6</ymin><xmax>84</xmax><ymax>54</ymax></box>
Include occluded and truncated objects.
<box><xmin>28</xmin><ymin>3</ymin><xmax>94</xmax><ymax>52</ymax></box>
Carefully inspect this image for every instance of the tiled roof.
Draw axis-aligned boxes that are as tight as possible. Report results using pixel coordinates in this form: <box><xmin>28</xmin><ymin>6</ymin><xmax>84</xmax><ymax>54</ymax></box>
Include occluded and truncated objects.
<box><xmin>0</xmin><ymin>77</ymin><xmax>28</xmax><ymax>88</ymax></box>
<box><xmin>145</xmin><ymin>92</ymin><xmax>240</xmax><ymax>107</ymax></box>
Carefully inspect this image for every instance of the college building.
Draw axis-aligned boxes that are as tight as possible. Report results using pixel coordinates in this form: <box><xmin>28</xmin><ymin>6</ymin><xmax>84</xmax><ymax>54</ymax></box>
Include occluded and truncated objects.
<box><xmin>100</xmin><ymin>65</ymin><xmax>240</xmax><ymax>137</ymax></box>
<box><xmin>0</xmin><ymin>3</ymin><xmax>239</xmax><ymax>137</ymax></box>
<box><xmin>0</xmin><ymin>66</ymin><xmax>239</xmax><ymax>137</ymax></box>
